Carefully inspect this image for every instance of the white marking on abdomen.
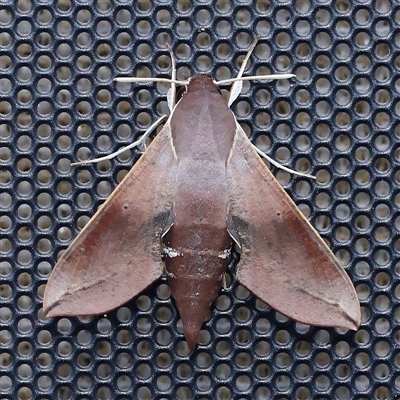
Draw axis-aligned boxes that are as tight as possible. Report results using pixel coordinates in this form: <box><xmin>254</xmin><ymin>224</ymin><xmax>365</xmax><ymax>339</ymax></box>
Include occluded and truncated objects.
<box><xmin>163</xmin><ymin>247</ymin><xmax>181</xmax><ymax>258</ymax></box>
<box><xmin>218</xmin><ymin>248</ymin><xmax>231</xmax><ymax>259</ymax></box>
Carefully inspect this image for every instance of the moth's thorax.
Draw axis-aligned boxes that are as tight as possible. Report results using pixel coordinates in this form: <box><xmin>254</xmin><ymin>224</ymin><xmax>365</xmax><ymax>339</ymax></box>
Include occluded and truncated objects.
<box><xmin>170</xmin><ymin>77</ymin><xmax>236</xmax><ymax>162</ymax></box>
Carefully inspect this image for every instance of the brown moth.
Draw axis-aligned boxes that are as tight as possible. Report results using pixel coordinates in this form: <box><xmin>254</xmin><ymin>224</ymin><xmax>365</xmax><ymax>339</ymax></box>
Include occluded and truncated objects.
<box><xmin>43</xmin><ymin>42</ymin><xmax>360</xmax><ymax>350</ymax></box>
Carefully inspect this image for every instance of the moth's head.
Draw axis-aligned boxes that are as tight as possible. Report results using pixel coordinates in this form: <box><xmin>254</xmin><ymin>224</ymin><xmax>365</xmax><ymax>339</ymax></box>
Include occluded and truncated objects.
<box><xmin>186</xmin><ymin>75</ymin><xmax>221</xmax><ymax>95</ymax></box>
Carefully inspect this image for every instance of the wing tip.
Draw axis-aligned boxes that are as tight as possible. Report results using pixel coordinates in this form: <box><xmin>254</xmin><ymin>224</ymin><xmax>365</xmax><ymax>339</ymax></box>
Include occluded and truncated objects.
<box><xmin>42</xmin><ymin>298</ymin><xmax>69</xmax><ymax>318</ymax></box>
<box><xmin>294</xmin><ymin>303</ymin><xmax>361</xmax><ymax>332</ymax></box>
<box><xmin>43</xmin><ymin>292</ymin><xmax>100</xmax><ymax>318</ymax></box>
<box><xmin>340</xmin><ymin>306</ymin><xmax>361</xmax><ymax>332</ymax></box>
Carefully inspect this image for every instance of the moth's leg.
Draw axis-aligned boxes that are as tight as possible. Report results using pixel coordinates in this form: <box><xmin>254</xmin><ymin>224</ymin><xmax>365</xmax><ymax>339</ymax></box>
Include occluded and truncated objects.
<box><xmin>166</xmin><ymin>42</ymin><xmax>177</xmax><ymax>112</ymax></box>
<box><xmin>228</xmin><ymin>35</ymin><xmax>260</xmax><ymax>106</ymax></box>
<box><xmin>251</xmin><ymin>143</ymin><xmax>316</xmax><ymax>180</ymax></box>
<box><xmin>71</xmin><ymin>115</ymin><xmax>167</xmax><ymax>166</ymax></box>
<box><xmin>163</xmin><ymin>265</ymin><xmax>176</xmax><ymax>279</ymax></box>
<box><xmin>221</xmin><ymin>273</ymin><xmax>228</xmax><ymax>291</ymax></box>
<box><xmin>235</xmin><ymin>122</ymin><xmax>316</xmax><ymax>180</ymax></box>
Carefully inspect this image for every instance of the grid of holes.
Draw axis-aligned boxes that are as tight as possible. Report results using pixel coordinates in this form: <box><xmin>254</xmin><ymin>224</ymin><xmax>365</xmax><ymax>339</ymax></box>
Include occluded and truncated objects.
<box><xmin>1</xmin><ymin>0</ymin><xmax>399</xmax><ymax>399</ymax></box>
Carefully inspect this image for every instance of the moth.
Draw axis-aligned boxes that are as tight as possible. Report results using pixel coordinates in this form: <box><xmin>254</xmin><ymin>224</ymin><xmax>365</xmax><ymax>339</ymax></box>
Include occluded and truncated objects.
<box><xmin>43</xmin><ymin>41</ymin><xmax>360</xmax><ymax>350</ymax></box>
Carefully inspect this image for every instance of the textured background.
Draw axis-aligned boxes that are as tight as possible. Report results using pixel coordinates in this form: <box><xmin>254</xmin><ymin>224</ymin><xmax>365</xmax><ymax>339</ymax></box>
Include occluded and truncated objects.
<box><xmin>1</xmin><ymin>0</ymin><xmax>399</xmax><ymax>399</ymax></box>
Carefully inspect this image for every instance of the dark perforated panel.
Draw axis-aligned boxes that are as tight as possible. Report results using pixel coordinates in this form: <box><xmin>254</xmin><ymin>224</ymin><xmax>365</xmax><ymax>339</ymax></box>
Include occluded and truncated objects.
<box><xmin>1</xmin><ymin>1</ymin><xmax>399</xmax><ymax>399</ymax></box>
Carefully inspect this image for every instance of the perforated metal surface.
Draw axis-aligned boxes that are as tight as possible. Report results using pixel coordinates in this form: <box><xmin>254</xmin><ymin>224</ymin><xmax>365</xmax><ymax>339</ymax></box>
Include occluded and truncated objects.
<box><xmin>1</xmin><ymin>0</ymin><xmax>399</xmax><ymax>399</ymax></box>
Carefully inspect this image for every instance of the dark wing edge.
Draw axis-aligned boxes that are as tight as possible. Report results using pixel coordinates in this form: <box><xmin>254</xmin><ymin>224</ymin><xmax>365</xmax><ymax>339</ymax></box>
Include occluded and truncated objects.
<box><xmin>43</xmin><ymin>122</ymin><xmax>177</xmax><ymax>317</ymax></box>
<box><xmin>226</xmin><ymin>124</ymin><xmax>360</xmax><ymax>330</ymax></box>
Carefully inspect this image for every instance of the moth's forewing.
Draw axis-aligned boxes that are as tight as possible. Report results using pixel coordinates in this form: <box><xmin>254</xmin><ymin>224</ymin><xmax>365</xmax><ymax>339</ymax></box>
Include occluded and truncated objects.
<box><xmin>43</xmin><ymin>122</ymin><xmax>177</xmax><ymax>317</ymax></box>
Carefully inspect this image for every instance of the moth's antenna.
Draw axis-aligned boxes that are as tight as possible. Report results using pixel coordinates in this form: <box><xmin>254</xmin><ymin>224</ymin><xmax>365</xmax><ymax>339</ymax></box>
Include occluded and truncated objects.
<box><xmin>251</xmin><ymin>143</ymin><xmax>316</xmax><ymax>180</ymax></box>
<box><xmin>114</xmin><ymin>77</ymin><xmax>186</xmax><ymax>85</ymax></box>
<box><xmin>216</xmin><ymin>74</ymin><xmax>296</xmax><ymax>86</ymax></box>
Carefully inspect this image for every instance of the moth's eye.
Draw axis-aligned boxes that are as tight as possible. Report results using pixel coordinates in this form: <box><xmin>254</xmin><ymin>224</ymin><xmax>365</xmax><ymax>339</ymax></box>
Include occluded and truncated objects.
<box><xmin>176</xmin><ymin>86</ymin><xmax>186</xmax><ymax>101</ymax></box>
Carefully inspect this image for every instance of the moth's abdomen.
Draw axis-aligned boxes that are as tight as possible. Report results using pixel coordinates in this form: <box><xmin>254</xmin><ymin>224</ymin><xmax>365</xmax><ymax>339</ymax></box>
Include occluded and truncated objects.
<box><xmin>163</xmin><ymin>224</ymin><xmax>232</xmax><ymax>351</ymax></box>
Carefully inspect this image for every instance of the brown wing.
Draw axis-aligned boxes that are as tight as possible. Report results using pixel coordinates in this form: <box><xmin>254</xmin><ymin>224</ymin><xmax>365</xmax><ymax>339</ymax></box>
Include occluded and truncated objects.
<box><xmin>227</xmin><ymin>124</ymin><xmax>360</xmax><ymax>330</ymax></box>
<box><xmin>43</xmin><ymin>122</ymin><xmax>177</xmax><ymax>317</ymax></box>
